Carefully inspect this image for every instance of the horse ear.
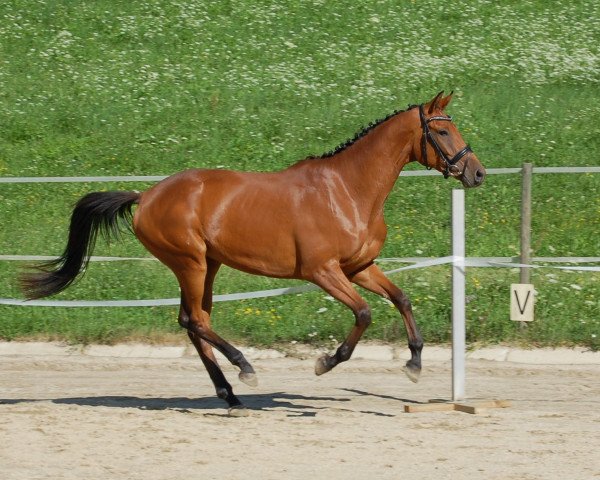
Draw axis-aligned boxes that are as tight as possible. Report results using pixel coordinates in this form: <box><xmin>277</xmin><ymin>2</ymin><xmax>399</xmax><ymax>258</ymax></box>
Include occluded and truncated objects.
<box><xmin>427</xmin><ymin>91</ymin><xmax>445</xmax><ymax>113</ymax></box>
<box><xmin>438</xmin><ymin>91</ymin><xmax>454</xmax><ymax>111</ymax></box>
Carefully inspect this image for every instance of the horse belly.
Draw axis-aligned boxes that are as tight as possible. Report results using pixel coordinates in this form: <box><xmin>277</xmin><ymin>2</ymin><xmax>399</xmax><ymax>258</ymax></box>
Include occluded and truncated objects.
<box><xmin>209</xmin><ymin>239</ymin><xmax>298</xmax><ymax>278</ymax></box>
<box><xmin>335</xmin><ymin>215</ymin><xmax>387</xmax><ymax>274</ymax></box>
<box><xmin>202</xmin><ymin>202</ymin><xmax>299</xmax><ymax>278</ymax></box>
<box><xmin>339</xmin><ymin>235</ymin><xmax>385</xmax><ymax>273</ymax></box>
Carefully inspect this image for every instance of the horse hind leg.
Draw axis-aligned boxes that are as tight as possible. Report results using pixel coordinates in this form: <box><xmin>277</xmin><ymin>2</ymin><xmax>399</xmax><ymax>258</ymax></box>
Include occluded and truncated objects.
<box><xmin>181</xmin><ymin>259</ymin><xmax>249</xmax><ymax>416</ymax></box>
<box><xmin>186</xmin><ymin>329</ymin><xmax>248</xmax><ymax>416</ymax></box>
<box><xmin>139</xmin><ymin>228</ymin><xmax>257</xmax><ymax>414</ymax></box>
<box><xmin>176</xmin><ymin>259</ymin><xmax>258</xmax><ymax>389</ymax></box>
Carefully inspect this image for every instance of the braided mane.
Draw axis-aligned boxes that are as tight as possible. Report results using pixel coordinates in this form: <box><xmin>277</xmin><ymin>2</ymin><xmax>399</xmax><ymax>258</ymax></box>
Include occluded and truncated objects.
<box><xmin>310</xmin><ymin>104</ymin><xmax>418</xmax><ymax>159</ymax></box>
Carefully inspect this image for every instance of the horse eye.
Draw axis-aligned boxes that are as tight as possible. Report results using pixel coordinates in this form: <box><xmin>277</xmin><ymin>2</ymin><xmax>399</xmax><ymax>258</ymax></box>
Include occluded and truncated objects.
<box><xmin>439</xmin><ymin>130</ymin><xmax>449</xmax><ymax>136</ymax></box>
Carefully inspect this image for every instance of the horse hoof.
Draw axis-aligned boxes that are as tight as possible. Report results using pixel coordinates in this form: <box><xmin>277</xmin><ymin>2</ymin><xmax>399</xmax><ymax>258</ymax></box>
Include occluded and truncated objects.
<box><xmin>228</xmin><ymin>405</ymin><xmax>250</xmax><ymax>417</ymax></box>
<box><xmin>239</xmin><ymin>371</ymin><xmax>258</xmax><ymax>387</ymax></box>
<box><xmin>403</xmin><ymin>364</ymin><xmax>421</xmax><ymax>383</ymax></box>
<box><xmin>314</xmin><ymin>354</ymin><xmax>331</xmax><ymax>376</ymax></box>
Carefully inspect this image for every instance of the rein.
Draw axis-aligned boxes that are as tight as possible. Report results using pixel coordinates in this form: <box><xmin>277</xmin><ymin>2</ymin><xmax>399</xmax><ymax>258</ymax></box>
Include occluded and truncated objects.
<box><xmin>418</xmin><ymin>104</ymin><xmax>472</xmax><ymax>179</ymax></box>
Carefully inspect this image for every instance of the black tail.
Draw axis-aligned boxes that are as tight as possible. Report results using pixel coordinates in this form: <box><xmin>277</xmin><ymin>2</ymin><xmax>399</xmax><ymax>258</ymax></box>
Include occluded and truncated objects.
<box><xmin>20</xmin><ymin>191</ymin><xmax>140</xmax><ymax>299</ymax></box>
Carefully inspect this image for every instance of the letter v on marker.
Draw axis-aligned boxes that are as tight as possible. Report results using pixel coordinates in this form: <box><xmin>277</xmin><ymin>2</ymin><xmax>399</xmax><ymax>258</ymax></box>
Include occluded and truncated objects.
<box><xmin>513</xmin><ymin>289</ymin><xmax>531</xmax><ymax>315</ymax></box>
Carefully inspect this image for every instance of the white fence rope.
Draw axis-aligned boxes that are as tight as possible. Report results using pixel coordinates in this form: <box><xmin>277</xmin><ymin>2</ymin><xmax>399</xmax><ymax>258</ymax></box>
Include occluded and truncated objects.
<box><xmin>0</xmin><ymin>166</ymin><xmax>599</xmax><ymax>183</ymax></box>
<box><xmin>1</xmin><ymin>166</ymin><xmax>597</xmax><ymax>307</ymax></box>
<box><xmin>3</xmin><ymin>255</ymin><xmax>599</xmax><ymax>263</ymax></box>
<box><xmin>0</xmin><ymin>255</ymin><xmax>157</xmax><ymax>262</ymax></box>
<box><xmin>1</xmin><ymin>256</ymin><xmax>597</xmax><ymax>308</ymax></box>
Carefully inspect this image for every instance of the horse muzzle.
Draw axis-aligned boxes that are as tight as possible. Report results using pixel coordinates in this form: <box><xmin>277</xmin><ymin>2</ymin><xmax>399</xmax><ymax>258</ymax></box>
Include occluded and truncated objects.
<box><xmin>449</xmin><ymin>157</ymin><xmax>486</xmax><ymax>188</ymax></box>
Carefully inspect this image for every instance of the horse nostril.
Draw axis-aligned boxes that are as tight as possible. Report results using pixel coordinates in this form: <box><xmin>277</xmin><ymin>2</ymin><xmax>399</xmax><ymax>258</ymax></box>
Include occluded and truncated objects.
<box><xmin>474</xmin><ymin>169</ymin><xmax>485</xmax><ymax>184</ymax></box>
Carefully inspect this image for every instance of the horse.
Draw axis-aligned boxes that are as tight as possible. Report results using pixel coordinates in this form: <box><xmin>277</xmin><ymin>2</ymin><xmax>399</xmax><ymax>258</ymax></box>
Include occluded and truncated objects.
<box><xmin>21</xmin><ymin>91</ymin><xmax>485</xmax><ymax>415</ymax></box>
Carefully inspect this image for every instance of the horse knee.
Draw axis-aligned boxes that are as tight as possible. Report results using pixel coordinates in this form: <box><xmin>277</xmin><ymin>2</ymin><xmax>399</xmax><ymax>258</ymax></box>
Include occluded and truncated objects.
<box><xmin>356</xmin><ymin>306</ymin><xmax>372</xmax><ymax>328</ymax></box>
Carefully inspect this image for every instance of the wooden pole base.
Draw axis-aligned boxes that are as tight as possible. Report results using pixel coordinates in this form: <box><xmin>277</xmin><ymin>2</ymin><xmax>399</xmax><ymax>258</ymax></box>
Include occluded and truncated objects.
<box><xmin>404</xmin><ymin>399</ymin><xmax>511</xmax><ymax>414</ymax></box>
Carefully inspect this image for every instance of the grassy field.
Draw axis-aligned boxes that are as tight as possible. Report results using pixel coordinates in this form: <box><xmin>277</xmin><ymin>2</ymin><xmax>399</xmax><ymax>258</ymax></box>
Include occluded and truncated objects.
<box><xmin>0</xmin><ymin>0</ymin><xmax>598</xmax><ymax>349</ymax></box>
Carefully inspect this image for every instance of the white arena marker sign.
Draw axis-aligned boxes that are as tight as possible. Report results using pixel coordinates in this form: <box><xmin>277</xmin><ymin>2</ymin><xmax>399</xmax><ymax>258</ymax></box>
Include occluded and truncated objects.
<box><xmin>510</xmin><ymin>284</ymin><xmax>535</xmax><ymax>322</ymax></box>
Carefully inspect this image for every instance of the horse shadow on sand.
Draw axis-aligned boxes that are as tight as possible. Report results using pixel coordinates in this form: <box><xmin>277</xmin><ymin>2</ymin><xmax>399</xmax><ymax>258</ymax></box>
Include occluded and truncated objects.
<box><xmin>1</xmin><ymin>389</ymin><xmax>424</xmax><ymax>417</ymax></box>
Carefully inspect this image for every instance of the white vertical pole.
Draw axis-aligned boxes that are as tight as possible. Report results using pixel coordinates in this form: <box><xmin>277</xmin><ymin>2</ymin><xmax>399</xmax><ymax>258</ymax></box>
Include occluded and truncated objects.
<box><xmin>520</xmin><ymin>163</ymin><xmax>533</xmax><ymax>285</ymax></box>
<box><xmin>452</xmin><ymin>189</ymin><xmax>466</xmax><ymax>402</ymax></box>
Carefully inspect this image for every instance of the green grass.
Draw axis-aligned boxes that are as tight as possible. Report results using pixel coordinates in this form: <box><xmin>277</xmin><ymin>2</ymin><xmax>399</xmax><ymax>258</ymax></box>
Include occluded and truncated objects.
<box><xmin>0</xmin><ymin>0</ymin><xmax>598</xmax><ymax>348</ymax></box>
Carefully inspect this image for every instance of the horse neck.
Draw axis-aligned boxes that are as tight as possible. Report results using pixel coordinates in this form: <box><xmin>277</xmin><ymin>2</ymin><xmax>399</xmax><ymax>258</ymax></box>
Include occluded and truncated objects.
<box><xmin>324</xmin><ymin>109</ymin><xmax>416</xmax><ymax>213</ymax></box>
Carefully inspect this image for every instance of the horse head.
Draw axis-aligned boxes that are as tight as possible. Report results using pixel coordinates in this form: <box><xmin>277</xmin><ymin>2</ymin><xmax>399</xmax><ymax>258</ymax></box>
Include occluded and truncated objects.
<box><xmin>413</xmin><ymin>91</ymin><xmax>486</xmax><ymax>188</ymax></box>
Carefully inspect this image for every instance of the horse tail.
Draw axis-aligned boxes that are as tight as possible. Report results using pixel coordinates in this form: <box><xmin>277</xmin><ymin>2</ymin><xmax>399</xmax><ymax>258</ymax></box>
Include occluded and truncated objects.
<box><xmin>20</xmin><ymin>191</ymin><xmax>141</xmax><ymax>300</ymax></box>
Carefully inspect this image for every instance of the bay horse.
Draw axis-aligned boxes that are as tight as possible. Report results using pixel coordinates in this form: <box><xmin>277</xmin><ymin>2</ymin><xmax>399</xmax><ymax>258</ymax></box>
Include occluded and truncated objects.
<box><xmin>21</xmin><ymin>92</ymin><xmax>485</xmax><ymax>415</ymax></box>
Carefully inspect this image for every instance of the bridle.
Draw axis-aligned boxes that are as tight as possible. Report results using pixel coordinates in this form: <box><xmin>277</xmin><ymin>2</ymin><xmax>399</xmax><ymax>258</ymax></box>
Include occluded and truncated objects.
<box><xmin>418</xmin><ymin>104</ymin><xmax>472</xmax><ymax>179</ymax></box>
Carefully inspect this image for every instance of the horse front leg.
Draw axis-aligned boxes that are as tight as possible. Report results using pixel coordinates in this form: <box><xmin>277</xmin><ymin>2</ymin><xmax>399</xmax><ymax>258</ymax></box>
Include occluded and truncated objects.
<box><xmin>311</xmin><ymin>262</ymin><xmax>372</xmax><ymax>375</ymax></box>
<box><xmin>350</xmin><ymin>264</ymin><xmax>423</xmax><ymax>382</ymax></box>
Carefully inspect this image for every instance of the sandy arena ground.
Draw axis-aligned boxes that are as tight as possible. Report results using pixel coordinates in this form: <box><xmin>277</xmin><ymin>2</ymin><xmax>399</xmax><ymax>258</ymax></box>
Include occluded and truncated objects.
<box><xmin>1</xmin><ymin>347</ymin><xmax>599</xmax><ymax>480</ymax></box>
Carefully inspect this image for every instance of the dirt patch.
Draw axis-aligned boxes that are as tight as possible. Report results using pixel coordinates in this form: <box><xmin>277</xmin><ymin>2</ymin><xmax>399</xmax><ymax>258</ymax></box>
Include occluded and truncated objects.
<box><xmin>1</xmin><ymin>354</ymin><xmax>599</xmax><ymax>479</ymax></box>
